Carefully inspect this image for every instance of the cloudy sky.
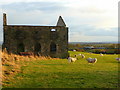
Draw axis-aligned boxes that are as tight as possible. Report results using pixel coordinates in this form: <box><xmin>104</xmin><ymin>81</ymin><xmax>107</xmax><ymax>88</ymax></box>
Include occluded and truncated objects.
<box><xmin>0</xmin><ymin>0</ymin><xmax>119</xmax><ymax>42</ymax></box>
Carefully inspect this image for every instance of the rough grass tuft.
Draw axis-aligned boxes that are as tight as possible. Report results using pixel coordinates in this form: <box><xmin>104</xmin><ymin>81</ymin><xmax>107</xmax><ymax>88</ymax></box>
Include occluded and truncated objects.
<box><xmin>1</xmin><ymin>51</ymin><xmax>57</xmax><ymax>85</ymax></box>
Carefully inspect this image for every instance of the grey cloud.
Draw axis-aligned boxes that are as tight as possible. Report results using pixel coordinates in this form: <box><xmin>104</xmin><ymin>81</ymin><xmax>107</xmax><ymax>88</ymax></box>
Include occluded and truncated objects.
<box><xmin>84</xmin><ymin>27</ymin><xmax>118</xmax><ymax>36</ymax></box>
<box><xmin>70</xmin><ymin>24</ymin><xmax>118</xmax><ymax>37</ymax></box>
<box><xmin>2</xmin><ymin>2</ymin><xmax>66</xmax><ymax>12</ymax></box>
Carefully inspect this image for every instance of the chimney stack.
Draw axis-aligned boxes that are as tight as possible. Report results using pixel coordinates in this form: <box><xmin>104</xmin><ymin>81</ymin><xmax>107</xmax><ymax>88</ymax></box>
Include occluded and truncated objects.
<box><xmin>3</xmin><ymin>13</ymin><xmax>7</xmax><ymax>26</ymax></box>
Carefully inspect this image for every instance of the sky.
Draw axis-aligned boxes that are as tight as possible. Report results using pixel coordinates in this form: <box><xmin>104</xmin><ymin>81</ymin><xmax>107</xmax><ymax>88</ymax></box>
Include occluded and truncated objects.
<box><xmin>0</xmin><ymin>0</ymin><xmax>119</xmax><ymax>42</ymax></box>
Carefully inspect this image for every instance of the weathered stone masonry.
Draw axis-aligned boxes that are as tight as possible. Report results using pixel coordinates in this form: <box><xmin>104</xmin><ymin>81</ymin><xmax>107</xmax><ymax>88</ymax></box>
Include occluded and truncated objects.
<box><xmin>2</xmin><ymin>13</ymin><xmax>69</xmax><ymax>58</ymax></box>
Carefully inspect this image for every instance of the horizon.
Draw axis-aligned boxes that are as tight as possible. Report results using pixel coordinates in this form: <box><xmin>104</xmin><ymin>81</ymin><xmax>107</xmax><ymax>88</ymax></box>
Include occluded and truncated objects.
<box><xmin>0</xmin><ymin>41</ymin><xmax>118</xmax><ymax>43</ymax></box>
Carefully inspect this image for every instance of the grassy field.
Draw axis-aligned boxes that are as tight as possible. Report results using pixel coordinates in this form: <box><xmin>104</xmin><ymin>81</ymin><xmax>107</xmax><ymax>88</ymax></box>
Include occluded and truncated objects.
<box><xmin>2</xmin><ymin>51</ymin><xmax>119</xmax><ymax>88</ymax></box>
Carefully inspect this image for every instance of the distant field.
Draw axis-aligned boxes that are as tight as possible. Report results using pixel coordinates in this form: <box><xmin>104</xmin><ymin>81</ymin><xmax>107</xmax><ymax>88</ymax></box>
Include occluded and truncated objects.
<box><xmin>2</xmin><ymin>51</ymin><xmax>119</xmax><ymax>88</ymax></box>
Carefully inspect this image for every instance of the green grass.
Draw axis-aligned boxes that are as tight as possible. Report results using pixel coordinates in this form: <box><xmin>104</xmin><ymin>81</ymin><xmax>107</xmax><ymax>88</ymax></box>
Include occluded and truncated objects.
<box><xmin>3</xmin><ymin>51</ymin><xmax>119</xmax><ymax>88</ymax></box>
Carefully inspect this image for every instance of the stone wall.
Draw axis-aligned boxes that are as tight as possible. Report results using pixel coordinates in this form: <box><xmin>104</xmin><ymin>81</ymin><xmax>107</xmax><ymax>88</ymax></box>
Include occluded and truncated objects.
<box><xmin>3</xmin><ymin>25</ymin><xmax>69</xmax><ymax>58</ymax></box>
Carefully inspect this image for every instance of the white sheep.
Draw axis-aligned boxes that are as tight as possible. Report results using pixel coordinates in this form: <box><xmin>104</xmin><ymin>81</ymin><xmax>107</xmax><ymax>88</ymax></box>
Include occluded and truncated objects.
<box><xmin>116</xmin><ymin>58</ymin><xmax>120</xmax><ymax>62</ymax></box>
<box><xmin>78</xmin><ymin>54</ymin><xmax>82</xmax><ymax>56</ymax></box>
<box><xmin>100</xmin><ymin>53</ymin><xmax>103</xmax><ymax>56</ymax></box>
<box><xmin>81</xmin><ymin>54</ymin><xmax>85</xmax><ymax>58</ymax></box>
<box><xmin>86</xmin><ymin>57</ymin><xmax>97</xmax><ymax>64</ymax></box>
<box><xmin>73</xmin><ymin>49</ymin><xmax>76</xmax><ymax>52</ymax></box>
<box><xmin>68</xmin><ymin>55</ymin><xmax>77</xmax><ymax>63</ymax></box>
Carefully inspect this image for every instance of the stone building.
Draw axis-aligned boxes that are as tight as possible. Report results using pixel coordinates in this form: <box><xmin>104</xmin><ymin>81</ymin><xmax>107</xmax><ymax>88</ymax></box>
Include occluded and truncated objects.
<box><xmin>2</xmin><ymin>13</ymin><xmax>69</xmax><ymax>58</ymax></box>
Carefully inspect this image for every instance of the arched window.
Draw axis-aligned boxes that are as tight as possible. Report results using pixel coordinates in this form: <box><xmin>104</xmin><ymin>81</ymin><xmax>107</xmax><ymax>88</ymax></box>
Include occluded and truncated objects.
<box><xmin>34</xmin><ymin>43</ymin><xmax>41</xmax><ymax>52</ymax></box>
<box><xmin>51</xmin><ymin>29</ymin><xmax>56</xmax><ymax>32</ymax></box>
<box><xmin>17</xmin><ymin>43</ymin><xmax>24</xmax><ymax>53</ymax></box>
<box><xmin>50</xmin><ymin>43</ymin><xmax>56</xmax><ymax>52</ymax></box>
<box><xmin>50</xmin><ymin>29</ymin><xmax>58</xmax><ymax>39</ymax></box>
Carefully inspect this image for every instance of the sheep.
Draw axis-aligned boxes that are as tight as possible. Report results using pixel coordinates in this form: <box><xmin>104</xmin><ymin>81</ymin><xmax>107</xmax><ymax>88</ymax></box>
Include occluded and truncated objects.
<box><xmin>116</xmin><ymin>58</ymin><xmax>120</xmax><ymax>62</ymax></box>
<box><xmin>100</xmin><ymin>53</ymin><xmax>103</xmax><ymax>56</ymax></box>
<box><xmin>86</xmin><ymin>57</ymin><xmax>97</xmax><ymax>64</ymax></box>
<box><xmin>81</xmin><ymin>54</ymin><xmax>85</xmax><ymax>58</ymax></box>
<box><xmin>68</xmin><ymin>55</ymin><xmax>77</xmax><ymax>63</ymax></box>
<box><xmin>78</xmin><ymin>54</ymin><xmax>82</xmax><ymax>56</ymax></box>
<box><xmin>78</xmin><ymin>54</ymin><xmax>85</xmax><ymax>58</ymax></box>
<box><xmin>73</xmin><ymin>49</ymin><xmax>76</xmax><ymax>52</ymax></box>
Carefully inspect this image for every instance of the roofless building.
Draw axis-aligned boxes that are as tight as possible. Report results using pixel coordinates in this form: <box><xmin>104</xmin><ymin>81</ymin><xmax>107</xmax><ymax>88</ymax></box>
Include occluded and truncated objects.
<box><xmin>2</xmin><ymin>13</ymin><xmax>69</xmax><ymax>58</ymax></box>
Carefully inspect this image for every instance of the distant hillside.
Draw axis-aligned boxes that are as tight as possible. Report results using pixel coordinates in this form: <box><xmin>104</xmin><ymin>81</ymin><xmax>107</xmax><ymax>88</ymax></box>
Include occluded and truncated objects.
<box><xmin>69</xmin><ymin>41</ymin><xmax>118</xmax><ymax>44</ymax></box>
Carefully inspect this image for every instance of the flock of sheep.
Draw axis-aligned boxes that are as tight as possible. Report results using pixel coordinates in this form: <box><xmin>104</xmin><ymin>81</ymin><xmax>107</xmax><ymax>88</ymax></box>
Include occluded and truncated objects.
<box><xmin>68</xmin><ymin>53</ymin><xmax>120</xmax><ymax>64</ymax></box>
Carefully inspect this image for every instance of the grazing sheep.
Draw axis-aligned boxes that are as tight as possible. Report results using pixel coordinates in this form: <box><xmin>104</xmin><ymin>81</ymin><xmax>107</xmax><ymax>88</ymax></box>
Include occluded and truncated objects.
<box><xmin>100</xmin><ymin>53</ymin><xmax>103</xmax><ymax>56</ymax></box>
<box><xmin>81</xmin><ymin>54</ymin><xmax>85</xmax><ymax>58</ymax></box>
<box><xmin>86</xmin><ymin>57</ymin><xmax>97</xmax><ymax>64</ymax></box>
<box><xmin>73</xmin><ymin>49</ymin><xmax>76</xmax><ymax>52</ymax></box>
<box><xmin>116</xmin><ymin>58</ymin><xmax>120</xmax><ymax>62</ymax></box>
<box><xmin>78</xmin><ymin>54</ymin><xmax>82</xmax><ymax>56</ymax></box>
<box><xmin>68</xmin><ymin>55</ymin><xmax>77</xmax><ymax>63</ymax></box>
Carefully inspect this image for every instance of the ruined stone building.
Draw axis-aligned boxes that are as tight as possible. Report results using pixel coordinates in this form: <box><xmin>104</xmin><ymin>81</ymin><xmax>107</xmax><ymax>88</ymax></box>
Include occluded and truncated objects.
<box><xmin>2</xmin><ymin>13</ymin><xmax>69</xmax><ymax>58</ymax></box>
